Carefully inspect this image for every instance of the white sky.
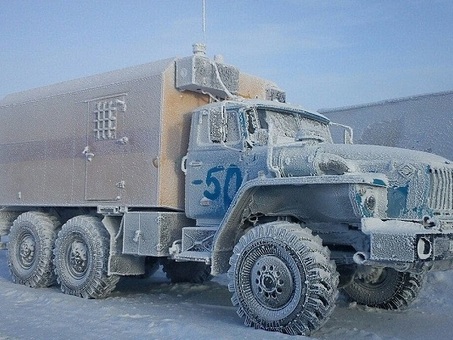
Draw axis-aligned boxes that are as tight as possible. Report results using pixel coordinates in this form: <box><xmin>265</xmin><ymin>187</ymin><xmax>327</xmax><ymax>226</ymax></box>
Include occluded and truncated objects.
<box><xmin>1</xmin><ymin>0</ymin><xmax>452</xmax><ymax>110</ymax></box>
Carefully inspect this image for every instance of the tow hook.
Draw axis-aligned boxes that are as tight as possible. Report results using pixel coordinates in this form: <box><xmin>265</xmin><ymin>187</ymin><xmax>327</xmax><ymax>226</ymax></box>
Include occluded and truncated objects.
<box><xmin>417</xmin><ymin>237</ymin><xmax>432</xmax><ymax>260</ymax></box>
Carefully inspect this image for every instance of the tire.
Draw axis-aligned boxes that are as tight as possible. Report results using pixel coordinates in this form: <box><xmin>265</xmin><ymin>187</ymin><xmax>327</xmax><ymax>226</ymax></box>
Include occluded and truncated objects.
<box><xmin>53</xmin><ymin>215</ymin><xmax>119</xmax><ymax>298</ymax></box>
<box><xmin>8</xmin><ymin>211</ymin><xmax>60</xmax><ymax>288</ymax></box>
<box><xmin>162</xmin><ymin>259</ymin><xmax>212</xmax><ymax>284</ymax></box>
<box><xmin>228</xmin><ymin>221</ymin><xmax>338</xmax><ymax>336</ymax></box>
<box><xmin>342</xmin><ymin>266</ymin><xmax>426</xmax><ymax>309</ymax></box>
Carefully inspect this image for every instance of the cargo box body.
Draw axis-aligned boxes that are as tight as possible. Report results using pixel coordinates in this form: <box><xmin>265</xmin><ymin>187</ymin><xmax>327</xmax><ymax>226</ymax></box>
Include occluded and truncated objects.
<box><xmin>0</xmin><ymin>55</ymin><xmax>275</xmax><ymax>211</ymax></box>
<box><xmin>0</xmin><ymin>57</ymin><xmax>210</xmax><ymax>210</ymax></box>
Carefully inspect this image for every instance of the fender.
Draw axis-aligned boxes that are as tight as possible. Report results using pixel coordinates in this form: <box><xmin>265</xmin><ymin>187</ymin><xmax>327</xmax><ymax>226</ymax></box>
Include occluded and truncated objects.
<box><xmin>210</xmin><ymin>173</ymin><xmax>388</xmax><ymax>274</ymax></box>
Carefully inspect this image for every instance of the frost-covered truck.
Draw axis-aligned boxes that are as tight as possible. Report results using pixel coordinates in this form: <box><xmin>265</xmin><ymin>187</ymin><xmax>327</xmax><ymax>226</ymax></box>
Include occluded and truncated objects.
<box><xmin>1</xmin><ymin>45</ymin><xmax>453</xmax><ymax>336</ymax></box>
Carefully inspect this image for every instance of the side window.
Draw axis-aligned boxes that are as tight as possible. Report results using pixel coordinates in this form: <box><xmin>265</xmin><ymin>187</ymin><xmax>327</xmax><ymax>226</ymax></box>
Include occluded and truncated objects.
<box><xmin>209</xmin><ymin>108</ymin><xmax>240</xmax><ymax>144</ymax></box>
<box><xmin>209</xmin><ymin>108</ymin><xmax>223</xmax><ymax>143</ymax></box>
<box><xmin>195</xmin><ymin>107</ymin><xmax>241</xmax><ymax>146</ymax></box>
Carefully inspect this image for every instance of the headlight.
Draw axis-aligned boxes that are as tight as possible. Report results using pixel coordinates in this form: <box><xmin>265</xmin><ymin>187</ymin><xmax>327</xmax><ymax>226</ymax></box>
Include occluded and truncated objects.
<box><xmin>365</xmin><ymin>195</ymin><xmax>377</xmax><ymax>211</ymax></box>
<box><xmin>352</xmin><ymin>184</ymin><xmax>387</xmax><ymax>218</ymax></box>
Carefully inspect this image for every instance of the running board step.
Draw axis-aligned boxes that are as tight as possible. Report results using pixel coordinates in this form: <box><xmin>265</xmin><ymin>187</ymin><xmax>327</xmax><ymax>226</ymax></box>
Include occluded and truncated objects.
<box><xmin>172</xmin><ymin>226</ymin><xmax>217</xmax><ymax>264</ymax></box>
<box><xmin>181</xmin><ymin>226</ymin><xmax>217</xmax><ymax>252</ymax></box>
<box><xmin>173</xmin><ymin>250</ymin><xmax>211</xmax><ymax>264</ymax></box>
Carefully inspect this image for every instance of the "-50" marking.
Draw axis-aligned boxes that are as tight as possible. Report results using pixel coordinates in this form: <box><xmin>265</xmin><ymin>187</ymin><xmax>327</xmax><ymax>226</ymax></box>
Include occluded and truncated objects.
<box><xmin>200</xmin><ymin>165</ymin><xmax>243</xmax><ymax>207</ymax></box>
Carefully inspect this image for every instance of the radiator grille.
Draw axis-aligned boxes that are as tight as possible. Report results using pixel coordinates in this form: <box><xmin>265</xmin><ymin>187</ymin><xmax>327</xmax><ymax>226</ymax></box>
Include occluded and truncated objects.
<box><xmin>429</xmin><ymin>167</ymin><xmax>453</xmax><ymax>214</ymax></box>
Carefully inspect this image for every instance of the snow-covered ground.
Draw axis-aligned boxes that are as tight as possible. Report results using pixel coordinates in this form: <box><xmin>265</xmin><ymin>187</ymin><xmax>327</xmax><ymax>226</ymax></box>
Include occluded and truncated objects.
<box><xmin>1</xmin><ymin>248</ymin><xmax>453</xmax><ymax>340</ymax></box>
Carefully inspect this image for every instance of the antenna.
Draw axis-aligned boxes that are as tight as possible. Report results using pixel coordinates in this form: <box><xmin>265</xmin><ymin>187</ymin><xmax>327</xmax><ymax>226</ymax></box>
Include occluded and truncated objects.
<box><xmin>202</xmin><ymin>0</ymin><xmax>207</xmax><ymax>43</ymax></box>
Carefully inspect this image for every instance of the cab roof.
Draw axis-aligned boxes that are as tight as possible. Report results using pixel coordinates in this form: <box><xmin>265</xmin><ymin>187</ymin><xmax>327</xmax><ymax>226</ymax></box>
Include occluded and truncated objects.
<box><xmin>197</xmin><ymin>99</ymin><xmax>331</xmax><ymax>124</ymax></box>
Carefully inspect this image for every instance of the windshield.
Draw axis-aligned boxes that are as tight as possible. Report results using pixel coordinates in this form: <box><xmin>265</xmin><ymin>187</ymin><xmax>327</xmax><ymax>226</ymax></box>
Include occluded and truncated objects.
<box><xmin>247</xmin><ymin>108</ymin><xmax>332</xmax><ymax>145</ymax></box>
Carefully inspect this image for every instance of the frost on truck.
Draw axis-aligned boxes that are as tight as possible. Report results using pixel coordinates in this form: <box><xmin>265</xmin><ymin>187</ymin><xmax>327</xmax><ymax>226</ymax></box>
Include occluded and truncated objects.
<box><xmin>1</xmin><ymin>45</ymin><xmax>453</xmax><ymax>336</ymax></box>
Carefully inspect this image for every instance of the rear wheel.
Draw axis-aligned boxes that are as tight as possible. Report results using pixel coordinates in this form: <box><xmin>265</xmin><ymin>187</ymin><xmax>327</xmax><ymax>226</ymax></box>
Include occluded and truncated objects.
<box><xmin>343</xmin><ymin>266</ymin><xmax>426</xmax><ymax>309</ymax></box>
<box><xmin>53</xmin><ymin>215</ymin><xmax>119</xmax><ymax>298</ymax></box>
<box><xmin>8</xmin><ymin>211</ymin><xmax>60</xmax><ymax>288</ymax></box>
<box><xmin>228</xmin><ymin>221</ymin><xmax>338</xmax><ymax>336</ymax></box>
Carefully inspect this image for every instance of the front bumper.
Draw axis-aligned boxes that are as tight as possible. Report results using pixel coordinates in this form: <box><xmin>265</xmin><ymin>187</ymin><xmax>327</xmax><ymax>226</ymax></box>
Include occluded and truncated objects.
<box><xmin>360</xmin><ymin>218</ymin><xmax>453</xmax><ymax>268</ymax></box>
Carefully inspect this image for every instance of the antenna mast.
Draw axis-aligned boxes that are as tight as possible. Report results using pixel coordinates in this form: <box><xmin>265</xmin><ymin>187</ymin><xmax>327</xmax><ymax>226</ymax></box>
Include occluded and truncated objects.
<box><xmin>202</xmin><ymin>0</ymin><xmax>207</xmax><ymax>43</ymax></box>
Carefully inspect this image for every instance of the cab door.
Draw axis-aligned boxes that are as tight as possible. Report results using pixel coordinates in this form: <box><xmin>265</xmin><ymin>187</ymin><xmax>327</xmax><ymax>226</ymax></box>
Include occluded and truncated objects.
<box><xmin>185</xmin><ymin>106</ymin><xmax>244</xmax><ymax>223</ymax></box>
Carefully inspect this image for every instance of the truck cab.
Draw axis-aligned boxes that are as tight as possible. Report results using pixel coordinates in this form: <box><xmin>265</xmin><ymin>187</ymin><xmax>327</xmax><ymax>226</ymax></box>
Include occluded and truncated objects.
<box><xmin>184</xmin><ymin>100</ymin><xmax>333</xmax><ymax>222</ymax></box>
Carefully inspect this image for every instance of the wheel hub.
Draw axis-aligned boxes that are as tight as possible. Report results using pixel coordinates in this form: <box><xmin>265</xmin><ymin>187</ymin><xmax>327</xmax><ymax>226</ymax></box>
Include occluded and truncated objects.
<box><xmin>251</xmin><ymin>255</ymin><xmax>293</xmax><ymax>309</ymax></box>
<box><xmin>68</xmin><ymin>240</ymin><xmax>88</xmax><ymax>277</ymax></box>
<box><xmin>19</xmin><ymin>234</ymin><xmax>36</xmax><ymax>268</ymax></box>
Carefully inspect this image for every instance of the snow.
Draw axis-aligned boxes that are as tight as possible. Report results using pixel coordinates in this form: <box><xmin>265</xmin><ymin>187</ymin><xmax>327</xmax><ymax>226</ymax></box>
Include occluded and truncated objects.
<box><xmin>1</xmin><ymin>249</ymin><xmax>453</xmax><ymax>339</ymax></box>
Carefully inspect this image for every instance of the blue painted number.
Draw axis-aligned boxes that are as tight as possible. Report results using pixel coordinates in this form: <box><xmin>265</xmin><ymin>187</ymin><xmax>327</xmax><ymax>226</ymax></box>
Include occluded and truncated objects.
<box><xmin>204</xmin><ymin>166</ymin><xmax>224</xmax><ymax>200</ymax></box>
<box><xmin>203</xmin><ymin>165</ymin><xmax>243</xmax><ymax>207</ymax></box>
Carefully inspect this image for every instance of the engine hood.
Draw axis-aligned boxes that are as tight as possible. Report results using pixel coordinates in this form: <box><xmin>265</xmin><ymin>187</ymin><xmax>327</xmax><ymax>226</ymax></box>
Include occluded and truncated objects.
<box><xmin>276</xmin><ymin>143</ymin><xmax>451</xmax><ymax>177</ymax></box>
<box><xmin>275</xmin><ymin>142</ymin><xmax>453</xmax><ymax>219</ymax></box>
<box><xmin>320</xmin><ymin>143</ymin><xmax>450</xmax><ymax>166</ymax></box>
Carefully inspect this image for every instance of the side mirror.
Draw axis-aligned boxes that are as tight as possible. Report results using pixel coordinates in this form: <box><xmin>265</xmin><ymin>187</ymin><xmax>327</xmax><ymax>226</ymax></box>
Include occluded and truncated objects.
<box><xmin>330</xmin><ymin>122</ymin><xmax>354</xmax><ymax>144</ymax></box>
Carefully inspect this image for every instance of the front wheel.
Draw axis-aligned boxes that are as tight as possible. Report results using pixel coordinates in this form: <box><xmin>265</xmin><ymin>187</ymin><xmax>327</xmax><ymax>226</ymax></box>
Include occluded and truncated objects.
<box><xmin>228</xmin><ymin>222</ymin><xmax>338</xmax><ymax>336</ymax></box>
<box><xmin>342</xmin><ymin>266</ymin><xmax>426</xmax><ymax>309</ymax></box>
<box><xmin>53</xmin><ymin>215</ymin><xmax>119</xmax><ymax>298</ymax></box>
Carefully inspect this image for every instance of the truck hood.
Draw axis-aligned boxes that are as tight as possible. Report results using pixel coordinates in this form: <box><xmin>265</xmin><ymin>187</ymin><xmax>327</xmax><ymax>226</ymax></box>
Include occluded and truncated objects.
<box><xmin>277</xmin><ymin>143</ymin><xmax>451</xmax><ymax>178</ymax></box>
<box><xmin>276</xmin><ymin>143</ymin><xmax>453</xmax><ymax>219</ymax></box>
<box><xmin>320</xmin><ymin>143</ymin><xmax>450</xmax><ymax>167</ymax></box>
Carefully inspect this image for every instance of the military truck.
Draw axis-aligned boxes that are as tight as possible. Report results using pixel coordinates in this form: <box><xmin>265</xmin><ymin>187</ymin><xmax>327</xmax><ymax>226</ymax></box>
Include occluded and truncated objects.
<box><xmin>1</xmin><ymin>44</ymin><xmax>453</xmax><ymax>336</ymax></box>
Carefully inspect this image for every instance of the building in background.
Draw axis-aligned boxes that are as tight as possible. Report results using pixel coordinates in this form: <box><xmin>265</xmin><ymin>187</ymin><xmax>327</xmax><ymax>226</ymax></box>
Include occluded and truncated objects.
<box><xmin>320</xmin><ymin>90</ymin><xmax>453</xmax><ymax>160</ymax></box>
<box><xmin>319</xmin><ymin>91</ymin><xmax>453</xmax><ymax>159</ymax></box>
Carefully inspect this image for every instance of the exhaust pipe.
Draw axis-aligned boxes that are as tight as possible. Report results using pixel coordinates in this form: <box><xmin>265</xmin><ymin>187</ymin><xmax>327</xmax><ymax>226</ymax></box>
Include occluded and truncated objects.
<box><xmin>353</xmin><ymin>252</ymin><xmax>369</xmax><ymax>265</ymax></box>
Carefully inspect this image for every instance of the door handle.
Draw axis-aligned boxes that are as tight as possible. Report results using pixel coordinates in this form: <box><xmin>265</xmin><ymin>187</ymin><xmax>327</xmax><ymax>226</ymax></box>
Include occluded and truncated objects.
<box><xmin>181</xmin><ymin>156</ymin><xmax>187</xmax><ymax>174</ymax></box>
<box><xmin>82</xmin><ymin>146</ymin><xmax>95</xmax><ymax>162</ymax></box>
<box><xmin>189</xmin><ymin>160</ymin><xmax>203</xmax><ymax>167</ymax></box>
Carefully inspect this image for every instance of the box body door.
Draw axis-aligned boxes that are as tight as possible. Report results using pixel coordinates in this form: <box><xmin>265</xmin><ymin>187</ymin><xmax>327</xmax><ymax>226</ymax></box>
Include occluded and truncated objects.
<box><xmin>85</xmin><ymin>95</ymin><xmax>127</xmax><ymax>201</ymax></box>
